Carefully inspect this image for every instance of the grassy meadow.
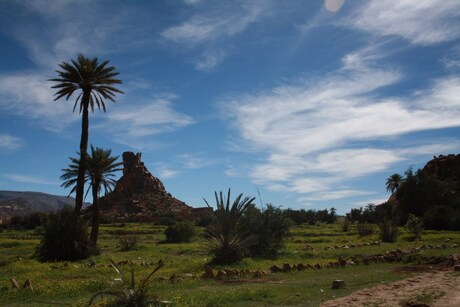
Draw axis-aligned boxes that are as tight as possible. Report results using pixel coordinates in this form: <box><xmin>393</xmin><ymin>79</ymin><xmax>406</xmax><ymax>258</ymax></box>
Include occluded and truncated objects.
<box><xmin>0</xmin><ymin>222</ymin><xmax>459</xmax><ymax>306</ymax></box>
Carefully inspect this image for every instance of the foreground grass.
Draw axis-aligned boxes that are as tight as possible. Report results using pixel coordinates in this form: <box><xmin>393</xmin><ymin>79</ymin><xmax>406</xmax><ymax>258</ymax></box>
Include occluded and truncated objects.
<box><xmin>0</xmin><ymin>223</ymin><xmax>458</xmax><ymax>306</ymax></box>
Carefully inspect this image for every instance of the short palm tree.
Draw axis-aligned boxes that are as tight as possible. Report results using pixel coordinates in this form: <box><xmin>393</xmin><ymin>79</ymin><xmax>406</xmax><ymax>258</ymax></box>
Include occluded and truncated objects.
<box><xmin>386</xmin><ymin>173</ymin><xmax>404</xmax><ymax>194</ymax></box>
<box><xmin>50</xmin><ymin>54</ymin><xmax>123</xmax><ymax>214</ymax></box>
<box><xmin>204</xmin><ymin>189</ymin><xmax>255</xmax><ymax>264</ymax></box>
<box><xmin>61</xmin><ymin>145</ymin><xmax>123</xmax><ymax>245</ymax></box>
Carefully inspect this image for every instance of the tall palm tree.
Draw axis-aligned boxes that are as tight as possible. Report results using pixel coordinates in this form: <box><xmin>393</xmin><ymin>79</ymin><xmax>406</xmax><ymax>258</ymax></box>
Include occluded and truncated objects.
<box><xmin>386</xmin><ymin>173</ymin><xmax>404</xmax><ymax>194</ymax></box>
<box><xmin>50</xmin><ymin>54</ymin><xmax>123</xmax><ymax>214</ymax></box>
<box><xmin>61</xmin><ymin>145</ymin><xmax>123</xmax><ymax>245</ymax></box>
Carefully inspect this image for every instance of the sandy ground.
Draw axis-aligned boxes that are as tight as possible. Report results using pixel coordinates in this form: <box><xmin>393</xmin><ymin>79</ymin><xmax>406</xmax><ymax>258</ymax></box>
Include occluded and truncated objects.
<box><xmin>321</xmin><ymin>266</ymin><xmax>460</xmax><ymax>307</ymax></box>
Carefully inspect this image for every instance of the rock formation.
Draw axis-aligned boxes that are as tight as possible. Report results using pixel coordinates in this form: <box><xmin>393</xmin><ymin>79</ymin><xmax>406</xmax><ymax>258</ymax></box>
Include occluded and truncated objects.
<box><xmin>421</xmin><ymin>154</ymin><xmax>460</xmax><ymax>182</ymax></box>
<box><xmin>100</xmin><ymin>152</ymin><xmax>193</xmax><ymax>221</ymax></box>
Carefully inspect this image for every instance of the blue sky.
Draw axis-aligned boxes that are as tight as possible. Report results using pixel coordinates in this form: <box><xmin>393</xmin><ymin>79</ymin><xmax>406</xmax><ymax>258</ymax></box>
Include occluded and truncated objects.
<box><xmin>1</xmin><ymin>0</ymin><xmax>460</xmax><ymax>214</ymax></box>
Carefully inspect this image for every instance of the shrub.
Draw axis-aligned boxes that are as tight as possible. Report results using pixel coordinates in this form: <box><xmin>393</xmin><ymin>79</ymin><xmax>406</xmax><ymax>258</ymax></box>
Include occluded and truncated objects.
<box><xmin>156</xmin><ymin>213</ymin><xmax>177</xmax><ymax>226</ymax></box>
<box><xmin>119</xmin><ymin>235</ymin><xmax>139</xmax><ymax>251</ymax></box>
<box><xmin>379</xmin><ymin>219</ymin><xmax>399</xmax><ymax>243</ymax></box>
<box><xmin>195</xmin><ymin>215</ymin><xmax>214</xmax><ymax>227</ymax></box>
<box><xmin>239</xmin><ymin>204</ymin><xmax>290</xmax><ymax>258</ymax></box>
<box><xmin>88</xmin><ymin>259</ymin><xmax>164</xmax><ymax>306</ymax></box>
<box><xmin>35</xmin><ymin>206</ymin><xmax>92</xmax><ymax>261</ymax></box>
<box><xmin>405</xmin><ymin>214</ymin><xmax>423</xmax><ymax>242</ymax></box>
<box><xmin>357</xmin><ymin>222</ymin><xmax>373</xmax><ymax>237</ymax></box>
<box><xmin>10</xmin><ymin>212</ymin><xmax>48</xmax><ymax>230</ymax></box>
<box><xmin>165</xmin><ymin>221</ymin><xmax>195</xmax><ymax>243</ymax></box>
<box><xmin>341</xmin><ymin>219</ymin><xmax>350</xmax><ymax>232</ymax></box>
<box><xmin>205</xmin><ymin>189</ymin><xmax>255</xmax><ymax>264</ymax></box>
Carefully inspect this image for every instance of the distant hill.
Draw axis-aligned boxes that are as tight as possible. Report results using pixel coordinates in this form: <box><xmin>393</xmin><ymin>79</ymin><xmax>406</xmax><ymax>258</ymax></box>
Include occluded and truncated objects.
<box><xmin>0</xmin><ymin>190</ymin><xmax>77</xmax><ymax>218</ymax></box>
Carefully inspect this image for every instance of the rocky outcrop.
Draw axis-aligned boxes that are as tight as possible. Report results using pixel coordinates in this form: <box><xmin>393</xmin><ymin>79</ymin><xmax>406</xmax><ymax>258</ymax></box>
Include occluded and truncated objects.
<box><xmin>421</xmin><ymin>154</ymin><xmax>460</xmax><ymax>182</ymax></box>
<box><xmin>100</xmin><ymin>152</ymin><xmax>192</xmax><ymax>221</ymax></box>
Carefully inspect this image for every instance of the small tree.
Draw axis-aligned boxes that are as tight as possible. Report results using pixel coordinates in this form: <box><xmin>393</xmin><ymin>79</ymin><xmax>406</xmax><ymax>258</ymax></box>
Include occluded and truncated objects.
<box><xmin>204</xmin><ymin>189</ymin><xmax>255</xmax><ymax>264</ymax></box>
<box><xmin>61</xmin><ymin>146</ymin><xmax>122</xmax><ymax>246</ymax></box>
<box><xmin>341</xmin><ymin>218</ymin><xmax>350</xmax><ymax>232</ymax></box>
<box><xmin>405</xmin><ymin>214</ymin><xmax>423</xmax><ymax>242</ymax></box>
<box><xmin>379</xmin><ymin>219</ymin><xmax>399</xmax><ymax>243</ymax></box>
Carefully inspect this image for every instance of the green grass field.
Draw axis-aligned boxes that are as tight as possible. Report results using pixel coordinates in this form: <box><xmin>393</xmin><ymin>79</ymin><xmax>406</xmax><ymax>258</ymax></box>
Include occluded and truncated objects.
<box><xmin>0</xmin><ymin>223</ymin><xmax>458</xmax><ymax>306</ymax></box>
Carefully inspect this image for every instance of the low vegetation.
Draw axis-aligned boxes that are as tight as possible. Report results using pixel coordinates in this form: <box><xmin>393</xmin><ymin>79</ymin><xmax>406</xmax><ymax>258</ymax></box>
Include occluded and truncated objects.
<box><xmin>1</xmin><ymin>219</ymin><xmax>458</xmax><ymax>306</ymax></box>
<box><xmin>164</xmin><ymin>222</ymin><xmax>195</xmax><ymax>243</ymax></box>
<box><xmin>35</xmin><ymin>206</ymin><xmax>92</xmax><ymax>262</ymax></box>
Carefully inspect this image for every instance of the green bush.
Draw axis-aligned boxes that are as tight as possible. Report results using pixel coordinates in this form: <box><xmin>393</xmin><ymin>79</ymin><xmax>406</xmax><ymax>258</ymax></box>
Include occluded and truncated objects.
<box><xmin>195</xmin><ymin>215</ymin><xmax>214</xmax><ymax>227</ymax></box>
<box><xmin>405</xmin><ymin>214</ymin><xmax>423</xmax><ymax>242</ymax></box>
<box><xmin>357</xmin><ymin>222</ymin><xmax>373</xmax><ymax>237</ymax></box>
<box><xmin>118</xmin><ymin>235</ymin><xmax>139</xmax><ymax>251</ymax></box>
<box><xmin>35</xmin><ymin>206</ymin><xmax>92</xmax><ymax>261</ymax></box>
<box><xmin>341</xmin><ymin>219</ymin><xmax>350</xmax><ymax>232</ymax></box>
<box><xmin>165</xmin><ymin>222</ymin><xmax>196</xmax><ymax>243</ymax></box>
<box><xmin>10</xmin><ymin>212</ymin><xmax>48</xmax><ymax>230</ymax></box>
<box><xmin>379</xmin><ymin>219</ymin><xmax>398</xmax><ymax>243</ymax></box>
<box><xmin>156</xmin><ymin>213</ymin><xmax>177</xmax><ymax>226</ymax></box>
<box><xmin>239</xmin><ymin>204</ymin><xmax>290</xmax><ymax>258</ymax></box>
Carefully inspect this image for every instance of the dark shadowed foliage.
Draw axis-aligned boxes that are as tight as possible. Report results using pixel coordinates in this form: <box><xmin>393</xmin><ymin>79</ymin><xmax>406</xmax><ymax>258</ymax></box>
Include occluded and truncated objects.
<box><xmin>35</xmin><ymin>206</ymin><xmax>91</xmax><ymax>261</ymax></box>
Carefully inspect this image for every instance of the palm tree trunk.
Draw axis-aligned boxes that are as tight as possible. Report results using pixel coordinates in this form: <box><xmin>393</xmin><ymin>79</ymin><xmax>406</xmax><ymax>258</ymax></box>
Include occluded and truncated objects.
<box><xmin>90</xmin><ymin>182</ymin><xmax>100</xmax><ymax>245</ymax></box>
<box><xmin>75</xmin><ymin>95</ymin><xmax>90</xmax><ymax>214</ymax></box>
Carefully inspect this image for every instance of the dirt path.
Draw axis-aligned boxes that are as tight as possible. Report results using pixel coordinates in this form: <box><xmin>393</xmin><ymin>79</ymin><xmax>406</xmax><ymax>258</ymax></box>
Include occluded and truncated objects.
<box><xmin>321</xmin><ymin>267</ymin><xmax>459</xmax><ymax>307</ymax></box>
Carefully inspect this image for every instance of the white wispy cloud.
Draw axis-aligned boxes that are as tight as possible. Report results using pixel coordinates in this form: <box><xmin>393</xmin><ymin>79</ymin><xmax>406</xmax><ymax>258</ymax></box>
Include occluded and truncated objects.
<box><xmin>103</xmin><ymin>96</ymin><xmax>194</xmax><ymax>147</ymax></box>
<box><xmin>162</xmin><ymin>2</ymin><xmax>266</xmax><ymax>45</ymax></box>
<box><xmin>176</xmin><ymin>152</ymin><xmax>218</xmax><ymax>169</ymax></box>
<box><xmin>4</xmin><ymin>174</ymin><xmax>57</xmax><ymax>185</ymax></box>
<box><xmin>0</xmin><ymin>73</ymin><xmax>78</xmax><ymax>131</ymax></box>
<box><xmin>221</xmin><ymin>49</ymin><xmax>460</xmax><ymax>201</ymax></box>
<box><xmin>154</xmin><ymin>152</ymin><xmax>218</xmax><ymax>179</ymax></box>
<box><xmin>152</xmin><ymin>162</ymin><xmax>180</xmax><ymax>179</ymax></box>
<box><xmin>161</xmin><ymin>1</ymin><xmax>270</xmax><ymax>70</ymax></box>
<box><xmin>350</xmin><ymin>0</ymin><xmax>460</xmax><ymax>45</ymax></box>
<box><xmin>0</xmin><ymin>134</ymin><xmax>24</xmax><ymax>152</ymax></box>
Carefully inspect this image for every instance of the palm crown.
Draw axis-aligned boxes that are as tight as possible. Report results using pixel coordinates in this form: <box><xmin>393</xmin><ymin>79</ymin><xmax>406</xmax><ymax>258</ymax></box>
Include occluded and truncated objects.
<box><xmin>60</xmin><ymin>145</ymin><xmax>123</xmax><ymax>199</ymax></box>
<box><xmin>49</xmin><ymin>53</ymin><xmax>124</xmax><ymax>112</ymax></box>
<box><xmin>386</xmin><ymin>173</ymin><xmax>404</xmax><ymax>194</ymax></box>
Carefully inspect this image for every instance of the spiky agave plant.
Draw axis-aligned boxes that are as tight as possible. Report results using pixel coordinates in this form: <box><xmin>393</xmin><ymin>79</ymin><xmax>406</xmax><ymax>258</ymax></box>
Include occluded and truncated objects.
<box><xmin>204</xmin><ymin>189</ymin><xmax>255</xmax><ymax>264</ymax></box>
<box><xmin>88</xmin><ymin>259</ymin><xmax>164</xmax><ymax>307</ymax></box>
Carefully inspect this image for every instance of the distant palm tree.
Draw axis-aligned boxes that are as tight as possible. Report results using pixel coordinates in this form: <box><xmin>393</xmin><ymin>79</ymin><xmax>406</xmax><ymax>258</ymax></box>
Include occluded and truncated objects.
<box><xmin>386</xmin><ymin>173</ymin><xmax>404</xmax><ymax>194</ymax></box>
<box><xmin>50</xmin><ymin>54</ymin><xmax>123</xmax><ymax>214</ymax></box>
<box><xmin>61</xmin><ymin>145</ymin><xmax>122</xmax><ymax>245</ymax></box>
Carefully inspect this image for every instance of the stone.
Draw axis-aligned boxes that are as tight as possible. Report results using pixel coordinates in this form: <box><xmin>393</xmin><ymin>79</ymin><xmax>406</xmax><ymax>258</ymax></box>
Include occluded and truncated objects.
<box><xmin>215</xmin><ymin>270</ymin><xmax>227</xmax><ymax>280</ymax></box>
<box><xmin>331</xmin><ymin>279</ymin><xmax>345</xmax><ymax>289</ymax></box>
<box><xmin>10</xmin><ymin>278</ymin><xmax>19</xmax><ymax>289</ymax></box>
<box><xmin>282</xmin><ymin>263</ymin><xmax>292</xmax><ymax>272</ymax></box>
<box><xmin>201</xmin><ymin>267</ymin><xmax>214</xmax><ymax>279</ymax></box>
<box><xmin>270</xmin><ymin>265</ymin><xmax>282</xmax><ymax>273</ymax></box>
<box><xmin>22</xmin><ymin>279</ymin><xmax>33</xmax><ymax>291</ymax></box>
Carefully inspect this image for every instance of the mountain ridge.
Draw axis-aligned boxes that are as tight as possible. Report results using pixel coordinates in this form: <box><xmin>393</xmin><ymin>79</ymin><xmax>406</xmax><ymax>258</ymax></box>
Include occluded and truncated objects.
<box><xmin>0</xmin><ymin>190</ymin><xmax>78</xmax><ymax>219</ymax></box>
